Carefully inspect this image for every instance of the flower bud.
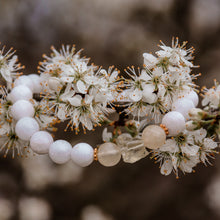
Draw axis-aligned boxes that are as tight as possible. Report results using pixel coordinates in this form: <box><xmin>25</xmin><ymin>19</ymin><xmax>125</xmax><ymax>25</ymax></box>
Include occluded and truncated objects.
<box><xmin>48</xmin><ymin>77</ymin><xmax>62</xmax><ymax>91</ymax></box>
<box><xmin>185</xmin><ymin>121</ymin><xmax>199</xmax><ymax>131</ymax></box>
<box><xmin>188</xmin><ymin>108</ymin><xmax>206</xmax><ymax>120</ymax></box>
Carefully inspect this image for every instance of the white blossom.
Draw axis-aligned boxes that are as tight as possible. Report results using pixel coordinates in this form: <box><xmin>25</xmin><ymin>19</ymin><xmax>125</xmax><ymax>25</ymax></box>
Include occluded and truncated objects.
<box><xmin>153</xmin><ymin>128</ymin><xmax>218</xmax><ymax>177</ymax></box>
<box><xmin>0</xmin><ymin>45</ymin><xmax>24</xmax><ymax>85</ymax></box>
<box><xmin>156</xmin><ymin>38</ymin><xmax>194</xmax><ymax>68</ymax></box>
<box><xmin>202</xmin><ymin>82</ymin><xmax>220</xmax><ymax>109</ymax></box>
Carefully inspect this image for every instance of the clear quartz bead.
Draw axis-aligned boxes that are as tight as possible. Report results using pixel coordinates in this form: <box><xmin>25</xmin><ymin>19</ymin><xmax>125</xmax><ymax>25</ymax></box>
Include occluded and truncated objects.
<box><xmin>116</xmin><ymin>133</ymin><xmax>149</xmax><ymax>163</ymax></box>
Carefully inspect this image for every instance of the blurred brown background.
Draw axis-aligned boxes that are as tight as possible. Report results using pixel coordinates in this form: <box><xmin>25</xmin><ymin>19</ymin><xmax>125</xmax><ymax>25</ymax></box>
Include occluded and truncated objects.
<box><xmin>0</xmin><ymin>0</ymin><xmax>220</xmax><ymax>219</ymax></box>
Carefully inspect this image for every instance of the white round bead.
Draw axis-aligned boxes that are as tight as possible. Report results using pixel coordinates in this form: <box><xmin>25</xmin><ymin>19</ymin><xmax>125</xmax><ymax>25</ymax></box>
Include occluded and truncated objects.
<box><xmin>14</xmin><ymin>75</ymin><xmax>34</xmax><ymax>91</ymax></box>
<box><xmin>28</xmin><ymin>74</ymin><xmax>42</xmax><ymax>93</ymax></box>
<box><xmin>9</xmin><ymin>85</ymin><xmax>33</xmax><ymax>103</ymax></box>
<box><xmin>11</xmin><ymin>100</ymin><xmax>35</xmax><ymax>121</ymax></box>
<box><xmin>142</xmin><ymin>125</ymin><xmax>166</xmax><ymax>149</ymax></box>
<box><xmin>15</xmin><ymin>117</ymin><xmax>39</xmax><ymax>141</ymax></box>
<box><xmin>71</xmin><ymin>143</ymin><xmax>94</xmax><ymax>167</ymax></box>
<box><xmin>172</xmin><ymin>98</ymin><xmax>194</xmax><ymax>120</ymax></box>
<box><xmin>49</xmin><ymin>140</ymin><xmax>72</xmax><ymax>164</ymax></box>
<box><xmin>184</xmin><ymin>90</ymin><xmax>199</xmax><ymax>107</ymax></box>
<box><xmin>30</xmin><ymin>131</ymin><xmax>53</xmax><ymax>154</ymax></box>
<box><xmin>97</xmin><ymin>142</ymin><xmax>121</xmax><ymax>167</ymax></box>
<box><xmin>162</xmin><ymin>111</ymin><xmax>185</xmax><ymax>136</ymax></box>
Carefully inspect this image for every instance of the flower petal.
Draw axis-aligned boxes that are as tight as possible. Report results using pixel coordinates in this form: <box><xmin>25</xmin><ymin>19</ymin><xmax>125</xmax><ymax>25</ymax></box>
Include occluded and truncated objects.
<box><xmin>181</xmin><ymin>144</ymin><xmax>199</xmax><ymax>156</ymax></box>
<box><xmin>102</xmin><ymin>128</ymin><xmax>112</xmax><ymax>142</ymax></box>
<box><xmin>57</xmin><ymin>104</ymin><xmax>67</xmax><ymax>120</ymax></box>
<box><xmin>160</xmin><ymin>159</ymin><xmax>173</xmax><ymax>176</ymax></box>
<box><xmin>129</xmin><ymin>88</ymin><xmax>142</xmax><ymax>102</ymax></box>
<box><xmin>76</xmin><ymin>80</ymin><xmax>88</xmax><ymax>94</ymax></box>
<box><xmin>68</xmin><ymin>95</ymin><xmax>82</xmax><ymax>106</ymax></box>
<box><xmin>160</xmin><ymin>139</ymin><xmax>178</xmax><ymax>153</ymax></box>
<box><xmin>204</xmin><ymin>138</ymin><xmax>218</xmax><ymax>150</ymax></box>
<box><xmin>80</xmin><ymin>115</ymin><xmax>93</xmax><ymax>130</ymax></box>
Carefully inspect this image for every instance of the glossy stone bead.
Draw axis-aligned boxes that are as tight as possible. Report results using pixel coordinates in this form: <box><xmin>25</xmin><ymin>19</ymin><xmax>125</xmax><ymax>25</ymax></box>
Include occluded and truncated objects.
<box><xmin>30</xmin><ymin>131</ymin><xmax>54</xmax><ymax>154</ymax></box>
<box><xmin>71</xmin><ymin>143</ymin><xmax>94</xmax><ymax>167</ymax></box>
<box><xmin>14</xmin><ymin>75</ymin><xmax>34</xmax><ymax>91</ymax></box>
<box><xmin>142</xmin><ymin>125</ymin><xmax>166</xmax><ymax>149</ymax></box>
<box><xmin>11</xmin><ymin>100</ymin><xmax>35</xmax><ymax>121</ymax></box>
<box><xmin>15</xmin><ymin>117</ymin><xmax>39</xmax><ymax>141</ymax></box>
<box><xmin>97</xmin><ymin>142</ymin><xmax>121</xmax><ymax>167</ymax></box>
<box><xmin>184</xmin><ymin>90</ymin><xmax>199</xmax><ymax>107</ymax></box>
<box><xmin>9</xmin><ymin>85</ymin><xmax>33</xmax><ymax>103</ymax></box>
<box><xmin>172</xmin><ymin>98</ymin><xmax>194</xmax><ymax>120</ymax></box>
<box><xmin>28</xmin><ymin>74</ymin><xmax>43</xmax><ymax>93</ymax></box>
<box><xmin>162</xmin><ymin>111</ymin><xmax>185</xmax><ymax>136</ymax></box>
<box><xmin>49</xmin><ymin>140</ymin><xmax>72</xmax><ymax>164</ymax></box>
<box><xmin>116</xmin><ymin>134</ymin><xmax>148</xmax><ymax>163</ymax></box>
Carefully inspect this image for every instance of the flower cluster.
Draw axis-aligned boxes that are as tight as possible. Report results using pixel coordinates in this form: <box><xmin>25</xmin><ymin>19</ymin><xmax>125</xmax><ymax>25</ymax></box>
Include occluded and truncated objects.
<box><xmin>120</xmin><ymin>37</ymin><xmax>200</xmax><ymax>123</ymax></box>
<box><xmin>202</xmin><ymin>80</ymin><xmax>220</xmax><ymax>110</ymax></box>
<box><xmin>153</xmin><ymin>129</ymin><xmax>217</xmax><ymax>177</ymax></box>
<box><xmin>38</xmin><ymin>45</ymin><xmax>118</xmax><ymax>132</ymax></box>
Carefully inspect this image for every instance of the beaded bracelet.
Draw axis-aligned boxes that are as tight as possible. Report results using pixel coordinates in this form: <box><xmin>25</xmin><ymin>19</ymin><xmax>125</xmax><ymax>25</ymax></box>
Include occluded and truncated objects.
<box><xmin>0</xmin><ymin>38</ymin><xmax>219</xmax><ymax>178</ymax></box>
